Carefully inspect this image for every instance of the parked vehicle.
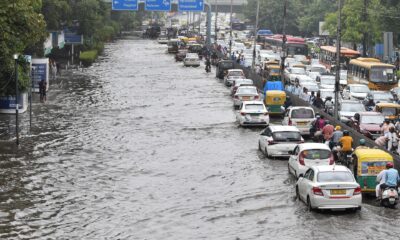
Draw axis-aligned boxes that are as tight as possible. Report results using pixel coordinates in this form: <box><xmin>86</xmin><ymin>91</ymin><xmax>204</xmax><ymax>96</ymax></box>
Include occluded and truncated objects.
<box><xmin>282</xmin><ymin>107</ymin><xmax>315</xmax><ymax>135</ymax></box>
<box><xmin>224</xmin><ymin>69</ymin><xmax>245</xmax><ymax>86</ymax></box>
<box><xmin>258</xmin><ymin>126</ymin><xmax>303</xmax><ymax>158</ymax></box>
<box><xmin>236</xmin><ymin>101</ymin><xmax>269</xmax><ymax>127</ymax></box>
<box><xmin>231</xmin><ymin>79</ymin><xmax>254</xmax><ymax>96</ymax></box>
<box><xmin>183</xmin><ymin>53</ymin><xmax>200</xmax><ymax>67</ymax></box>
<box><xmin>216</xmin><ymin>60</ymin><xmax>235</xmax><ymax>79</ymax></box>
<box><xmin>233</xmin><ymin>86</ymin><xmax>260</xmax><ymax>108</ymax></box>
<box><xmin>342</xmin><ymin>84</ymin><xmax>370</xmax><ymax>101</ymax></box>
<box><xmin>296</xmin><ymin>165</ymin><xmax>362</xmax><ymax>211</ymax></box>
<box><xmin>288</xmin><ymin>143</ymin><xmax>334</xmax><ymax>178</ymax></box>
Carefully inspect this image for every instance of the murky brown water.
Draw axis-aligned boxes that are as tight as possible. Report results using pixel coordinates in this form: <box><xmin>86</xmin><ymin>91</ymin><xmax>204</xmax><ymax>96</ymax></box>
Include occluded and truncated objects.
<box><xmin>0</xmin><ymin>39</ymin><xmax>400</xmax><ymax>239</ymax></box>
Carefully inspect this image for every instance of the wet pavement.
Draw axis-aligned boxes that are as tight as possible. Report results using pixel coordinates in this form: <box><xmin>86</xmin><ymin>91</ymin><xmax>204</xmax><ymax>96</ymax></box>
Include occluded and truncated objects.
<box><xmin>1</xmin><ymin>39</ymin><xmax>400</xmax><ymax>239</ymax></box>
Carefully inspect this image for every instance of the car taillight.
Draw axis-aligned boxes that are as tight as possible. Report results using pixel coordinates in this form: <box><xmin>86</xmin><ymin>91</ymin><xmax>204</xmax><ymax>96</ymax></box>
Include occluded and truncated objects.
<box><xmin>312</xmin><ymin>187</ymin><xmax>324</xmax><ymax>196</ymax></box>
<box><xmin>267</xmin><ymin>139</ymin><xmax>276</xmax><ymax>145</ymax></box>
<box><xmin>299</xmin><ymin>152</ymin><xmax>305</xmax><ymax>165</ymax></box>
<box><xmin>240</xmin><ymin>112</ymin><xmax>246</xmax><ymax>116</ymax></box>
<box><xmin>254</xmin><ymin>95</ymin><xmax>259</xmax><ymax>99</ymax></box>
<box><xmin>288</xmin><ymin>118</ymin><xmax>292</xmax><ymax>126</ymax></box>
<box><xmin>353</xmin><ymin>186</ymin><xmax>361</xmax><ymax>195</ymax></box>
<box><xmin>329</xmin><ymin>153</ymin><xmax>335</xmax><ymax>165</ymax></box>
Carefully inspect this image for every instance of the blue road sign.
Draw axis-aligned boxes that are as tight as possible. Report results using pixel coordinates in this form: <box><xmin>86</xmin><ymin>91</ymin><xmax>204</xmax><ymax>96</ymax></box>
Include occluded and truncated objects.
<box><xmin>112</xmin><ymin>0</ymin><xmax>138</xmax><ymax>10</ymax></box>
<box><xmin>145</xmin><ymin>0</ymin><xmax>171</xmax><ymax>11</ymax></box>
<box><xmin>178</xmin><ymin>0</ymin><xmax>204</xmax><ymax>11</ymax></box>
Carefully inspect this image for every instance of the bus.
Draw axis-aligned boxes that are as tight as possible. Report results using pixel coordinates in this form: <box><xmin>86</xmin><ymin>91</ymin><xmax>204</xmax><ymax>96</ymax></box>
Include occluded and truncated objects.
<box><xmin>263</xmin><ymin>35</ymin><xmax>308</xmax><ymax>56</ymax></box>
<box><xmin>319</xmin><ymin>46</ymin><xmax>360</xmax><ymax>70</ymax></box>
<box><xmin>348</xmin><ymin>58</ymin><xmax>397</xmax><ymax>90</ymax></box>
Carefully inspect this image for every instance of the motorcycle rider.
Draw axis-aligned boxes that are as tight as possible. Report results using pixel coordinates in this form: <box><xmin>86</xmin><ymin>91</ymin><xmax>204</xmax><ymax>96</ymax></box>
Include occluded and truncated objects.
<box><xmin>355</xmin><ymin>138</ymin><xmax>369</xmax><ymax>150</ymax></box>
<box><xmin>338</xmin><ymin>130</ymin><xmax>353</xmax><ymax>165</ymax></box>
<box><xmin>205</xmin><ymin>56</ymin><xmax>211</xmax><ymax>73</ymax></box>
<box><xmin>377</xmin><ymin>162</ymin><xmax>400</xmax><ymax>199</ymax></box>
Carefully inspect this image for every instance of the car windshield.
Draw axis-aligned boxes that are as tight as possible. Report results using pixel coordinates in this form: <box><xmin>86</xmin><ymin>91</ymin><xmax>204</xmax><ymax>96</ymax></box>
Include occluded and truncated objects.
<box><xmin>360</xmin><ymin>115</ymin><xmax>385</xmax><ymax>124</ymax></box>
<box><xmin>317</xmin><ymin>171</ymin><xmax>354</xmax><ymax>182</ymax></box>
<box><xmin>341</xmin><ymin>103</ymin><xmax>365</xmax><ymax>112</ymax></box>
<box><xmin>320</xmin><ymin>76</ymin><xmax>335</xmax><ymax>85</ymax></box>
<box><xmin>186</xmin><ymin>54</ymin><xmax>198</xmax><ymax>58</ymax></box>
<box><xmin>235</xmin><ymin>80</ymin><xmax>253</xmax><ymax>86</ymax></box>
<box><xmin>350</xmin><ymin>85</ymin><xmax>370</xmax><ymax>93</ymax></box>
<box><xmin>291</xmin><ymin>68</ymin><xmax>306</xmax><ymax>75</ymax></box>
<box><xmin>302</xmin><ymin>149</ymin><xmax>331</xmax><ymax>159</ymax></box>
<box><xmin>229</xmin><ymin>71</ymin><xmax>244</xmax><ymax>76</ymax></box>
<box><xmin>372</xmin><ymin>92</ymin><xmax>392</xmax><ymax>101</ymax></box>
<box><xmin>237</xmin><ymin>88</ymin><xmax>257</xmax><ymax>95</ymax></box>
<box><xmin>311</xmin><ymin>67</ymin><xmax>326</xmax><ymax>74</ymax></box>
<box><xmin>371</xmin><ymin>67</ymin><xmax>395</xmax><ymax>83</ymax></box>
<box><xmin>381</xmin><ymin>107</ymin><xmax>397</xmax><ymax>116</ymax></box>
<box><xmin>319</xmin><ymin>91</ymin><xmax>333</xmax><ymax>99</ymax></box>
<box><xmin>302</xmin><ymin>84</ymin><xmax>319</xmax><ymax>92</ymax></box>
<box><xmin>272</xmin><ymin>131</ymin><xmax>301</xmax><ymax>142</ymax></box>
<box><xmin>291</xmin><ymin>108</ymin><xmax>314</xmax><ymax>118</ymax></box>
<box><xmin>245</xmin><ymin>104</ymin><xmax>264</xmax><ymax>111</ymax></box>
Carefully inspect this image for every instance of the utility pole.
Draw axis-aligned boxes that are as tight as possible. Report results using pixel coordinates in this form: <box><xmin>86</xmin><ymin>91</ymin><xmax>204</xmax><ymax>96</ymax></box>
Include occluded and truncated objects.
<box><xmin>362</xmin><ymin>0</ymin><xmax>368</xmax><ymax>57</ymax></box>
<box><xmin>252</xmin><ymin>0</ymin><xmax>260</xmax><ymax>70</ymax></box>
<box><xmin>280</xmin><ymin>0</ymin><xmax>287</xmax><ymax>86</ymax></box>
<box><xmin>229</xmin><ymin>0</ymin><xmax>233</xmax><ymax>56</ymax></box>
<box><xmin>334</xmin><ymin>0</ymin><xmax>342</xmax><ymax>121</ymax></box>
<box><xmin>13</xmin><ymin>54</ymin><xmax>19</xmax><ymax>146</ymax></box>
<box><xmin>215</xmin><ymin>0</ymin><xmax>218</xmax><ymax>37</ymax></box>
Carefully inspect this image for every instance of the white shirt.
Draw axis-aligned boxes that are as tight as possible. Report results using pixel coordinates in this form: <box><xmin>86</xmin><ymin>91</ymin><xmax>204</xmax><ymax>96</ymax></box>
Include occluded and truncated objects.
<box><xmin>377</xmin><ymin>170</ymin><xmax>387</xmax><ymax>184</ymax></box>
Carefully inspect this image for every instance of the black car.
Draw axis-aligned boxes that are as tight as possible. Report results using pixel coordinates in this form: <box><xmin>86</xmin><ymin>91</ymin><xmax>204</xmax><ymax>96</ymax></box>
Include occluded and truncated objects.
<box><xmin>216</xmin><ymin>60</ymin><xmax>234</xmax><ymax>79</ymax></box>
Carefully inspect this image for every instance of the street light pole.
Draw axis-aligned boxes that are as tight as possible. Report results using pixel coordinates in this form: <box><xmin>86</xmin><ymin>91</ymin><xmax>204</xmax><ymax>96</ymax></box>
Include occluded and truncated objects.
<box><xmin>280</xmin><ymin>0</ymin><xmax>287</xmax><ymax>86</ymax></box>
<box><xmin>252</xmin><ymin>0</ymin><xmax>260</xmax><ymax>70</ymax></box>
<box><xmin>229</xmin><ymin>0</ymin><xmax>233</xmax><ymax>56</ymax></box>
<box><xmin>13</xmin><ymin>54</ymin><xmax>19</xmax><ymax>146</ymax></box>
<box><xmin>215</xmin><ymin>0</ymin><xmax>218</xmax><ymax>37</ymax></box>
<box><xmin>334</xmin><ymin>0</ymin><xmax>342</xmax><ymax>121</ymax></box>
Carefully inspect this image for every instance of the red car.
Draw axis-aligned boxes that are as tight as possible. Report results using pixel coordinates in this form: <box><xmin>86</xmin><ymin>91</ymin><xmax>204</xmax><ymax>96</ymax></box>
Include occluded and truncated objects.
<box><xmin>351</xmin><ymin>112</ymin><xmax>385</xmax><ymax>139</ymax></box>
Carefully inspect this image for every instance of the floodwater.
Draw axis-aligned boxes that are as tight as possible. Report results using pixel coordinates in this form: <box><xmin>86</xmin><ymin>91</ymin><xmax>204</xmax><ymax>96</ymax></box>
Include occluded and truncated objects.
<box><xmin>0</xmin><ymin>39</ymin><xmax>400</xmax><ymax>239</ymax></box>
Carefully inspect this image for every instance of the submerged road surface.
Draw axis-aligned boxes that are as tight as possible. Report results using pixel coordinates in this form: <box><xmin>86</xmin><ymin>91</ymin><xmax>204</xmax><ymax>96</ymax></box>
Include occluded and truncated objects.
<box><xmin>0</xmin><ymin>39</ymin><xmax>400</xmax><ymax>239</ymax></box>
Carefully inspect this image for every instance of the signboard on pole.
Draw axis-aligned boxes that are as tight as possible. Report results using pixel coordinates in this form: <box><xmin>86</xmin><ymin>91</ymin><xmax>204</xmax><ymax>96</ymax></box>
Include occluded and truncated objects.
<box><xmin>31</xmin><ymin>58</ymin><xmax>49</xmax><ymax>93</ymax></box>
<box><xmin>178</xmin><ymin>0</ymin><xmax>204</xmax><ymax>11</ymax></box>
<box><xmin>145</xmin><ymin>0</ymin><xmax>171</xmax><ymax>11</ymax></box>
<box><xmin>112</xmin><ymin>0</ymin><xmax>138</xmax><ymax>10</ymax></box>
<box><xmin>64</xmin><ymin>28</ymin><xmax>83</xmax><ymax>45</ymax></box>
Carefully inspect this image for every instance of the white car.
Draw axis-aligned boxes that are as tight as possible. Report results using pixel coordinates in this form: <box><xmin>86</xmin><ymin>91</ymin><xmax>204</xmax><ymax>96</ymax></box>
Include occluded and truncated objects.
<box><xmin>318</xmin><ymin>75</ymin><xmax>336</xmax><ymax>90</ymax></box>
<box><xmin>296</xmin><ymin>165</ymin><xmax>362</xmax><ymax>211</ymax></box>
<box><xmin>296</xmin><ymin>75</ymin><xmax>315</xmax><ymax>85</ymax></box>
<box><xmin>157</xmin><ymin>35</ymin><xmax>169</xmax><ymax>44</ymax></box>
<box><xmin>231</xmin><ymin>79</ymin><xmax>254</xmax><ymax>96</ymax></box>
<box><xmin>286</xmin><ymin>67</ymin><xmax>307</xmax><ymax>84</ymax></box>
<box><xmin>282</xmin><ymin>107</ymin><xmax>315</xmax><ymax>135</ymax></box>
<box><xmin>342</xmin><ymin>84</ymin><xmax>370</xmax><ymax>100</ymax></box>
<box><xmin>233</xmin><ymin>86</ymin><xmax>260</xmax><ymax>108</ymax></box>
<box><xmin>224</xmin><ymin>69</ymin><xmax>245</xmax><ymax>86</ymax></box>
<box><xmin>288</xmin><ymin>143</ymin><xmax>334</xmax><ymax>178</ymax></box>
<box><xmin>183</xmin><ymin>53</ymin><xmax>200</xmax><ymax>67</ymax></box>
<box><xmin>339</xmin><ymin>100</ymin><xmax>366</xmax><ymax>121</ymax></box>
<box><xmin>258</xmin><ymin>126</ymin><xmax>303</xmax><ymax>158</ymax></box>
<box><xmin>301</xmin><ymin>82</ymin><xmax>319</xmax><ymax>94</ymax></box>
<box><xmin>236</xmin><ymin>101</ymin><xmax>269</xmax><ymax>127</ymax></box>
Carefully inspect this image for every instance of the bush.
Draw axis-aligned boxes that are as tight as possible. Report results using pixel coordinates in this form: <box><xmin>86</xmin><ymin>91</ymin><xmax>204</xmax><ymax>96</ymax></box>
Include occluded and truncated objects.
<box><xmin>79</xmin><ymin>50</ymin><xmax>98</xmax><ymax>67</ymax></box>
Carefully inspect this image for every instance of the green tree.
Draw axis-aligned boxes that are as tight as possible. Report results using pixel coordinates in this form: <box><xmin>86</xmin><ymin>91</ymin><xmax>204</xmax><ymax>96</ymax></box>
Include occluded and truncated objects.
<box><xmin>0</xmin><ymin>0</ymin><xmax>47</xmax><ymax>94</ymax></box>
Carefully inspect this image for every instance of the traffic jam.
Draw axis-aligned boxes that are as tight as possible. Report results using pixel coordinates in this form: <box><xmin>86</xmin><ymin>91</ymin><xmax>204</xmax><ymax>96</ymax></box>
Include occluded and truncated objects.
<box><xmin>157</xmin><ymin>27</ymin><xmax>400</xmax><ymax>211</ymax></box>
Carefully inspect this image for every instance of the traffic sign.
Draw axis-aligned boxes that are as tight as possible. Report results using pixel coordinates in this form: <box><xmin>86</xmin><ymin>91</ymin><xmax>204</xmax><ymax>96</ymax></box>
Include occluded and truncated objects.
<box><xmin>112</xmin><ymin>0</ymin><xmax>138</xmax><ymax>10</ymax></box>
<box><xmin>145</xmin><ymin>0</ymin><xmax>171</xmax><ymax>11</ymax></box>
<box><xmin>178</xmin><ymin>0</ymin><xmax>204</xmax><ymax>11</ymax></box>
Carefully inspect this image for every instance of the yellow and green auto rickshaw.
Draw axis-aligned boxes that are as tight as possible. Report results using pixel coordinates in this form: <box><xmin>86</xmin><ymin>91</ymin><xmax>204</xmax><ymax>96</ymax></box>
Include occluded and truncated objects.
<box><xmin>353</xmin><ymin>148</ymin><xmax>393</xmax><ymax>193</ymax></box>
<box><xmin>374</xmin><ymin>103</ymin><xmax>400</xmax><ymax>121</ymax></box>
<box><xmin>264</xmin><ymin>90</ymin><xmax>286</xmax><ymax>116</ymax></box>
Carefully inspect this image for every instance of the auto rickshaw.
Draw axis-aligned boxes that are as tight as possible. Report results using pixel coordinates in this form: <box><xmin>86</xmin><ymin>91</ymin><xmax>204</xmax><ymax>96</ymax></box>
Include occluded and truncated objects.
<box><xmin>167</xmin><ymin>39</ymin><xmax>180</xmax><ymax>54</ymax></box>
<box><xmin>263</xmin><ymin>60</ymin><xmax>280</xmax><ymax>78</ymax></box>
<box><xmin>374</xmin><ymin>103</ymin><xmax>400</xmax><ymax>121</ymax></box>
<box><xmin>264</xmin><ymin>90</ymin><xmax>286</xmax><ymax>116</ymax></box>
<box><xmin>353</xmin><ymin>148</ymin><xmax>393</xmax><ymax>193</ymax></box>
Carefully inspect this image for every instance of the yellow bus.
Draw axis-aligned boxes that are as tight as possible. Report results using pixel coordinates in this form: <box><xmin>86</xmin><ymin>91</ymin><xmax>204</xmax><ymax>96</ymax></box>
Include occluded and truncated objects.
<box><xmin>348</xmin><ymin>58</ymin><xmax>397</xmax><ymax>91</ymax></box>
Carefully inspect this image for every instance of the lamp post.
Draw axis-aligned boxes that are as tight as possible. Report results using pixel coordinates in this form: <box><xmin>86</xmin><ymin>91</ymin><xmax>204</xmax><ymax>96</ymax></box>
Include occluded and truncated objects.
<box><xmin>252</xmin><ymin>0</ymin><xmax>260</xmax><ymax>70</ymax></box>
<box><xmin>334</xmin><ymin>0</ymin><xmax>342</xmax><ymax>121</ymax></box>
<box><xmin>280</xmin><ymin>0</ymin><xmax>287</xmax><ymax>85</ymax></box>
<box><xmin>229</xmin><ymin>0</ymin><xmax>233</xmax><ymax>56</ymax></box>
<box><xmin>13</xmin><ymin>54</ymin><xmax>19</xmax><ymax>146</ymax></box>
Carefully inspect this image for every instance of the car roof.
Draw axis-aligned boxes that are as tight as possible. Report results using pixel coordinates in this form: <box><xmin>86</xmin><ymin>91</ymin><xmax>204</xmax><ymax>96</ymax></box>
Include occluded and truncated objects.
<box><xmin>289</xmin><ymin>106</ymin><xmax>314</xmax><ymax>110</ymax></box>
<box><xmin>313</xmin><ymin>165</ymin><xmax>350</xmax><ymax>172</ymax></box>
<box><xmin>228</xmin><ymin>69</ymin><xmax>243</xmax><ymax>72</ymax></box>
<box><xmin>238</xmin><ymin>86</ymin><xmax>257</xmax><ymax>89</ymax></box>
<box><xmin>359</xmin><ymin>111</ymin><xmax>382</xmax><ymax>116</ymax></box>
<box><xmin>298</xmin><ymin>143</ymin><xmax>330</xmax><ymax>151</ymax></box>
<box><xmin>243</xmin><ymin>101</ymin><xmax>264</xmax><ymax>105</ymax></box>
<box><xmin>269</xmin><ymin>125</ymin><xmax>300</xmax><ymax>132</ymax></box>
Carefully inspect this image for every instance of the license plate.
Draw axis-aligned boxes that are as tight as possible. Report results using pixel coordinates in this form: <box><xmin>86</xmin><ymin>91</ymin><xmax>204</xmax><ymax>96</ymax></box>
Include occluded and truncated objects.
<box><xmin>242</xmin><ymin>96</ymin><xmax>250</xmax><ymax>100</ymax></box>
<box><xmin>296</xmin><ymin>122</ymin><xmax>306</xmax><ymax>126</ymax></box>
<box><xmin>330</xmin><ymin>189</ymin><xmax>346</xmax><ymax>195</ymax></box>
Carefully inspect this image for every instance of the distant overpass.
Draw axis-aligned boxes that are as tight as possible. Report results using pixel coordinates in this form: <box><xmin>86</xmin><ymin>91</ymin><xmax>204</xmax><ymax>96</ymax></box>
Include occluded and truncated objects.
<box><xmin>207</xmin><ymin>0</ymin><xmax>248</xmax><ymax>13</ymax></box>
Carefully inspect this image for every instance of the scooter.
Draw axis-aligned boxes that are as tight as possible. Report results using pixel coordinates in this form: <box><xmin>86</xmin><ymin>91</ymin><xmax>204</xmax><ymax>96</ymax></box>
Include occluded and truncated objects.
<box><xmin>381</xmin><ymin>187</ymin><xmax>399</xmax><ymax>208</ymax></box>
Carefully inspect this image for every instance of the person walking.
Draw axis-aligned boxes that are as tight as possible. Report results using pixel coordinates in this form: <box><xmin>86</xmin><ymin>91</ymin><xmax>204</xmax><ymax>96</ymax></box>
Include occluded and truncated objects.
<box><xmin>39</xmin><ymin>78</ymin><xmax>47</xmax><ymax>103</ymax></box>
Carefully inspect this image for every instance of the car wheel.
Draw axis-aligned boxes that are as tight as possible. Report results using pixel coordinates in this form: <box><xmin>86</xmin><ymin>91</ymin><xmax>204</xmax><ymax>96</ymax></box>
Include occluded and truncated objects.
<box><xmin>296</xmin><ymin>186</ymin><xmax>300</xmax><ymax>201</ymax></box>
<box><xmin>307</xmin><ymin>196</ymin><xmax>314</xmax><ymax>212</ymax></box>
<box><xmin>288</xmin><ymin>164</ymin><xmax>291</xmax><ymax>174</ymax></box>
<box><xmin>265</xmin><ymin>148</ymin><xmax>270</xmax><ymax>158</ymax></box>
<box><xmin>258</xmin><ymin>142</ymin><xmax>262</xmax><ymax>151</ymax></box>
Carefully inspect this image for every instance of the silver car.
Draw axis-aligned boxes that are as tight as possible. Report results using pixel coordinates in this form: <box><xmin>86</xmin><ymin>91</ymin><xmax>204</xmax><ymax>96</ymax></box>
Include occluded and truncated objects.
<box><xmin>236</xmin><ymin>101</ymin><xmax>269</xmax><ymax>127</ymax></box>
<box><xmin>233</xmin><ymin>86</ymin><xmax>260</xmax><ymax>108</ymax></box>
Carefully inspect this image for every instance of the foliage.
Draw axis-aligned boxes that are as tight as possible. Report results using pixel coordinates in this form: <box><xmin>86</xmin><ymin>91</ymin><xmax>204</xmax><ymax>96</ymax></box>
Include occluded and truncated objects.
<box><xmin>0</xmin><ymin>0</ymin><xmax>47</xmax><ymax>95</ymax></box>
<box><xmin>79</xmin><ymin>50</ymin><xmax>98</xmax><ymax>66</ymax></box>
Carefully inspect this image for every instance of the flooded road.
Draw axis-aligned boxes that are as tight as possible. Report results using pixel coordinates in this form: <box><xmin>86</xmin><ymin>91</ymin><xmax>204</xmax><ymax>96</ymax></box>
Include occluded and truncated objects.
<box><xmin>1</xmin><ymin>39</ymin><xmax>400</xmax><ymax>239</ymax></box>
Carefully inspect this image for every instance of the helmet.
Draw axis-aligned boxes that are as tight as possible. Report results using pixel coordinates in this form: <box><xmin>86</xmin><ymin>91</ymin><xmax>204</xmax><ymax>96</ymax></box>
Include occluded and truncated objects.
<box><xmin>335</xmin><ymin>125</ymin><xmax>341</xmax><ymax>131</ymax></box>
<box><xmin>359</xmin><ymin>139</ymin><xmax>366</xmax><ymax>145</ymax></box>
<box><xmin>343</xmin><ymin>130</ymin><xmax>349</xmax><ymax>136</ymax></box>
<box><xmin>386</xmin><ymin>162</ymin><xmax>394</xmax><ymax>168</ymax></box>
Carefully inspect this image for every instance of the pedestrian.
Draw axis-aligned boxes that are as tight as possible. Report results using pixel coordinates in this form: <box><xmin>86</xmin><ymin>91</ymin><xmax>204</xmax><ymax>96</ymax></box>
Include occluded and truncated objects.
<box><xmin>387</xmin><ymin>127</ymin><xmax>398</xmax><ymax>152</ymax></box>
<box><xmin>309</xmin><ymin>91</ymin><xmax>315</xmax><ymax>104</ymax></box>
<box><xmin>39</xmin><ymin>78</ymin><xmax>47</xmax><ymax>103</ymax></box>
<box><xmin>293</xmin><ymin>81</ymin><xmax>302</xmax><ymax>95</ymax></box>
<box><xmin>375</xmin><ymin>135</ymin><xmax>388</xmax><ymax>148</ymax></box>
<box><xmin>312</xmin><ymin>92</ymin><xmax>324</xmax><ymax>109</ymax></box>
<box><xmin>381</xmin><ymin>119</ymin><xmax>392</xmax><ymax>137</ymax></box>
<box><xmin>300</xmin><ymin>87</ymin><xmax>309</xmax><ymax>102</ymax></box>
<box><xmin>322</xmin><ymin>120</ymin><xmax>334</xmax><ymax>143</ymax></box>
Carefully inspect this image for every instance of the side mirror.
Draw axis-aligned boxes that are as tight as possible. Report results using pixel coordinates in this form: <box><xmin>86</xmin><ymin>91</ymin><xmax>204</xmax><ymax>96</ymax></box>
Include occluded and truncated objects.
<box><xmin>298</xmin><ymin>174</ymin><xmax>304</xmax><ymax>179</ymax></box>
<box><xmin>288</xmin><ymin>150</ymin><xmax>294</xmax><ymax>155</ymax></box>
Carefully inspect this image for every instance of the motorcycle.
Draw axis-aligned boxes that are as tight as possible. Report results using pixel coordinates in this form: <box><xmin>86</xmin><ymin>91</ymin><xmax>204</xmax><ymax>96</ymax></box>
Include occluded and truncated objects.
<box><xmin>205</xmin><ymin>64</ymin><xmax>211</xmax><ymax>73</ymax></box>
<box><xmin>381</xmin><ymin>187</ymin><xmax>399</xmax><ymax>208</ymax></box>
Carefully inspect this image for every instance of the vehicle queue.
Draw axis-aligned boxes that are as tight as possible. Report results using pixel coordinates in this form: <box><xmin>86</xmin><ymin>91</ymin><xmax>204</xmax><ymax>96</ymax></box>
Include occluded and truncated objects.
<box><xmin>158</xmin><ymin>31</ymin><xmax>400</xmax><ymax>211</ymax></box>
